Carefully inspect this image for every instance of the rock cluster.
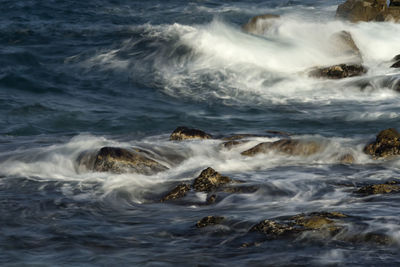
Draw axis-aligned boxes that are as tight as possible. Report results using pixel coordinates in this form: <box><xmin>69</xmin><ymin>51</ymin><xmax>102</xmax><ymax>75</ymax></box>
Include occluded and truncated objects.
<box><xmin>356</xmin><ymin>181</ymin><xmax>400</xmax><ymax>195</ymax></box>
<box><xmin>364</xmin><ymin>128</ymin><xmax>400</xmax><ymax>158</ymax></box>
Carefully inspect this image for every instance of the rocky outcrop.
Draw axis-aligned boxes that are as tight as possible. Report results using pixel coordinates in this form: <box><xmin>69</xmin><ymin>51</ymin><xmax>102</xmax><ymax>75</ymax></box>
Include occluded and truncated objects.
<box><xmin>170</xmin><ymin>126</ymin><xmax>212</xmax><ymax>141</ymax></box>
<box><xmin>241</xmin><ymin>139</ymin><xmax>321</xmax><ymax>157</ymax></box>
<box><xmin>364</xmin><ymin>128</ymin><xmax>400</xmax><ymax>158</ymax></box>
<box><xmin>242</xmin><ymin>14</ymin><xmax>280</xmax><ymax>35</ymax></box>
<box><xmin>161</xmin><ymin>184</ymin><xmax>191</xmax><ymax>202</ymax></box>
<box><xmin>329</xmin><ymin>31</ymin><xmax>362</xmax><ymax>63</ymax></box>
<box><xmin>356</xmin><ymin>182</ymin><xmax>400</xmax><ymax>195</ymax></box>
<box><xmin>336</xmin><ymin>0</ymin><xmax>388</xmax><ymax>22</ymax></box>
<box><xmin>196</xmin><ymin>216</ymin><xmax>225</xmax><ymax>228</ymax></box>
<box><xmin>309</xmin><ymin>64</ymin><xmax>367</xmax><ymax>79</ymax></box>
<box><xmin>78</xmin><ymin>147</ymin><xmax>168</xmax><ymax>175</ymax></box>
<box><xmin>192</xmin><ymin>167</ymin><xmax>232</xmax><ymax>192</ymax></box>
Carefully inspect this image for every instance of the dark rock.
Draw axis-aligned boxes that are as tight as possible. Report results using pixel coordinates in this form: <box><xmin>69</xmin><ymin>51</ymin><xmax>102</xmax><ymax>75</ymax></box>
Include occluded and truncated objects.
<box><xmin>250</xmin><ymin>220</ymin><xmax>298</xmax><ymax>237</ymax></box>
<box><xmin>336</xmin><ymin>0</ymin><xmax>388</xmax><ymax>22</ymax></box>
<box><xmin>329</xmin><ymin>31</ymin><xmax>362</xmax><ymax>62</ymax></box>
<box><xmin>242</xmin><ymin>14</ymin><xmax>280</xmax><ymax>35</ymax></box>
<box><xmin>222</xmin><ymin>134</ymin><xmax>265</xmax><ymax>141</ymax></box>
<box><xmin>241</xmin><ymin>139</ymin><xmax>321</xmax><ymax>157</ymax></box>
<box><xmin>161</xmin><ymin>184</ymin><xmax>191</xmax><ymax>202</ymax></box>
<box><xmin>393</xmin><ymin>54</ymin><xmax>400</xmax><ymax>61</ymax></box>
<box><xmin>88</xmin><ymin>147</ymin><xmax>168</xmax><ymax>175</ymax></box>
<box><xmin>170</xmin><ymin>126</ymin><xmax>212</xmax><ymax>141</ymax></box>
<box><xmin>309</xmin><ymin>64</ymin><xmax>367</xmax><ymax>79</ymax></box>
<box><xmin>196</xmin><ymin>216</ymin><xmax>225</xmax><ymax>228</ymax></box>
<box><xmin>221</xmin><ymin>140</ymin><xmax>249</xmax><ymax>149</ymax></box>
<box><xmin>390</xmin><ymin>60</ymin><xmax>400</xmax><ymax>68</ymax></box>
<box><xmin>356</xmin><ymin>183</ymin><xmax>400</xmax><ymax>195</ymax></box>
<box><xmin>265</xmin><ymin>130</ymin><xmax>292</xmax><ymax>137</ymax></box>
<box><xmin>206</xmin><ymin>194</ymin><xmax>217</xmax><ymax>204</ymax></box>
<box><xmin>192</xmin><ymin>167</ymin><xmax>232</xmax><ymax>192</ymax></box>
<box><xmin>364</xmin><ymin>128</ymin><xmax>400</xmax><ymax>158</ymax></box>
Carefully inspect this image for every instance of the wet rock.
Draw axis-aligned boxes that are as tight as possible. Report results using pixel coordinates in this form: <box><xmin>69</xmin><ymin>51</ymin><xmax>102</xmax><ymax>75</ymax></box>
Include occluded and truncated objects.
<box><xmin>170</xmin><ymin>126</ymin><xmax>212</xmax><ymax>141</ymax></box>
<box><xmin>196</xmin><ymin>216</ymin><xmax>225</xmax><ymax>228</ymax></box>
<box><xmin>241</xmin><ymin>139</ymin><xmax>321</xmax><ymax>157</ymax></box>
<box><xmin>309</xmin><ymin>64</ymin><xmax>367</xmax><ymax>79</ymax></box>
<box><xmin>91</xmin><ymin>147</ymin><xmax>168</xmax><ymax>175</ymax></box>
<box><xmin>192</xmin><ymin>167</ymin><xmax>232</xmax><ymax>192</ymax></box>
<box><xmin>242</xmin><ymin>14</ymin><xmax>280</xmax><ymax>35</ymax></box>
<box><xmin>386</xmin><ymin>5</ymin><xmax>400</xmax><ymax>21</ymax></box>
<box><xmin>364</xmin><ymin>128</ymin><xmax>400</xmax><ymax>158</ymax></box>
<box><xmin>251</xmin><ymin>212</ymin><xmax>346</xmax><ymax>239</ymax></box>
<box><xmin>339</xmin><ymin>153</ymin><xmax>355</xmax><ymax>164</ymax></box>
<box><xmin>161</xmin><ymin>184</ymin><xmax>191</xmax><ymax>202</ymax></box>
<box><xmin>222</xmin><ymin>134</ymin><xmax>265</xmax><ymax>141</ymax></box>
<box><xmin>221</xmin><ymin>140</ymin><xmax>249</xmax><ymax>149</ymax></box>
<box><xmin>206</xmin><ymin>194</ymin><xmax>217</xmax><ymax>204</ymax></box>
<box><xmin>356</xmin><ymin>183</ymin><xmax>400</xmax><ymax>195</ymax></box>
<box><xmin>265</xmin><ymin>130</ymin><xmax>292</xmax><ymax>137</ymax></box>
<box><xmin>329</xmin><ymin>31</ymin><xmax>362</xmax><ymax>62</ymax></box>
<box><xmin>390</xmin><ymin>60</ymin><xmax>400</xmax><ymax>68</ymax></box>
<box><xmin>392</xmin><ymin>54</ymin><xmax>400</xmax><ymax>61</ymax></box>
<box><xmin>336</xmin><ymin>0</ymin><xmax>388</xmax><ymax>22</ymax></box>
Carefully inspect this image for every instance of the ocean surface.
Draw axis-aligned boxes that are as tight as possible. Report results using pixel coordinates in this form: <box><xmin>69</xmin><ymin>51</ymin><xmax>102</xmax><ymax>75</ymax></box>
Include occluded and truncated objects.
<box><xmin>1</xmin><ymin>0</ymin><xmax>400</xmax><ymax>265</ymax></box>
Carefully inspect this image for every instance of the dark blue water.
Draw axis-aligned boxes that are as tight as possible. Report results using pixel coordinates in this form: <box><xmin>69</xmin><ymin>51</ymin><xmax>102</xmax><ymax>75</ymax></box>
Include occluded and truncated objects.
<box><xmin>1</xmin><ymin>0</ymin><xmax>400</xmax><ymax>265</ymax></box>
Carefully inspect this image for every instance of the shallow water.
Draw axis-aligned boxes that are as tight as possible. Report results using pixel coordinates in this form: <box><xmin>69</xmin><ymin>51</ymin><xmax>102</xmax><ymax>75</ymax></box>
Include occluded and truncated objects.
<box><xmin>1</xmin><ymin>0</ymin><xmax>400</xmax><ymax>265</ymax></box>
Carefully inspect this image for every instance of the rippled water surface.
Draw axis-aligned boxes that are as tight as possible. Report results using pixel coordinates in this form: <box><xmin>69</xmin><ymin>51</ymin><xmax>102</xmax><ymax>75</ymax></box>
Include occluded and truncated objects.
<box><xmin>1</xmin><ymin>0</ymin><xmax>400</xmax><ymax>265</ymax></box>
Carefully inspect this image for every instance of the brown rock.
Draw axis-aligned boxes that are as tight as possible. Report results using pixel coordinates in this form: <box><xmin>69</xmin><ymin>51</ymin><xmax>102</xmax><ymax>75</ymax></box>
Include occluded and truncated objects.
<box><xmin>386</xmin><ymin>5</ymin><xmax>400</xmax><ymax>21</ymax></box>
<box><xmin>92</xmin><ymin>147</ymin><xmax>168</xmax><ymax>175</ymax></box>
<box><xmin>364</xmin><ymin>128</ymin><xmax>400</xmax><ymax>158</ymax></box>
<box><xmin>196</xmin><ymin>216</ymin><xmax>225</xmax><ymax>228</ymax></box>
<box><xmin>356</xmin><ymin>183</ymin><xmax>400</xmax><ymax>194</ymax></box>
<box><xmin>242</xmin><ymin>14</ymin><xmax>280</xmax><ymax>35</ymax></box>
<box><xmin>241</xmin><ymin>139</ymin><xmax>321</xmax><ymax>157</ymax></box>
<box><xmin>170</xmin><ymin>126</ymin><xmax>212</xmax><ymax>141</ymax></box>
<box><xmin>339</xmin><ymin>153</ymin><xmax>355</xmax><ymax>164</ymax></box>
<box><xmin>250</xmin><ymin>219</ymin><xmax>298</xmax><ymax>237</ymax></box>
<box><xmin>336</xmin><ymin>0</ymin><xmax>388</xmax><ymax>22</ymax></box>
<box><xmin>192</xmin><ymin>167</ymin><xmax>232</xmax><ymax>192</ymax></box>
<box><xmin>309</xmin><ymin>64</ymin><xmax>367</xmax><ymax>79</ymax></box>
<box><xmin>161</xmin><ymin>184</ymin><xmax>191</xmax><ymax>202</ymax></box>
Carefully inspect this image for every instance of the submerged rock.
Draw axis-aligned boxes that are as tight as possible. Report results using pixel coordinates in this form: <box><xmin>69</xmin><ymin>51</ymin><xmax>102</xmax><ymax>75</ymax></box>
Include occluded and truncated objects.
<box><xmin>170</xmin><ymin>126</ymin><xmax>212</xmax><ymax>141</ymax></box>
<box><xmin>309</xmin><ymin>64</ymin><xmax>367</xmax><ymax>79</ymax></box>
<box><xmin>241</xmin><ymin>139</ymin><xmax>321</xmax><ymax>157</ymax></box>
<box><xmin>356</xmin><ymin>183</ymin><xmax>400</xmax><ymax>195</ymax></box>
<box><xmin>192</xmin><ymin>167</ymin><xmax>232</xmax><ymax>192</ymax></box>
<box><xmin>79</xmin><ymin>147</ymin><xmax>168</xmax><ymax>175</ymax></box>
<box><xmin>336</xmin><ymin>0</ymin><xmax>388</xmax><ymax>22</ymax></box>
<box><xmin>161</xmin><ymin>184</ymin><xmax>191</xmax><ymax>202</ymax></box>
<box><xmin>196</xmin><ymin>216</ymin><xmax>225</xmax><ymax>228</ymax></box>
<box><xmin>339</xmin><ymin>153</ymin><xmax>355</xmax><ymax>164</ymax></box>
<box><xmin>364</xmin><ymin>128</ymin><xmax>400</xmax><ymax>158</ymax></box>
<box><xmin>329</xmin><ymin>31</ymin><xmax>362</xmax><ymax>62</ymax></box>
<box><xmin>242</xmin><ymin>14</ymin><xmax>280</xmax><ymax>35</ymax></box>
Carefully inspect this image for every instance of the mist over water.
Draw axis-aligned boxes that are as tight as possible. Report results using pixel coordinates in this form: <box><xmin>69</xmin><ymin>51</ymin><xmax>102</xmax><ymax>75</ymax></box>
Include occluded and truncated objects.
<box><xmin>1</xmin><ymin>0</ymin><xmax>400</xmax><ymax>265</ymax></box>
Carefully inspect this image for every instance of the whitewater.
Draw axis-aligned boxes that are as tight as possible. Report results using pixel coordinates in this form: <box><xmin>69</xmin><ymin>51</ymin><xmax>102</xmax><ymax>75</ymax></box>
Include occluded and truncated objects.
<box><xmin>0</xmin><ymin>0</ymin><xmax>400</xmax><ymax>265</ymax></box>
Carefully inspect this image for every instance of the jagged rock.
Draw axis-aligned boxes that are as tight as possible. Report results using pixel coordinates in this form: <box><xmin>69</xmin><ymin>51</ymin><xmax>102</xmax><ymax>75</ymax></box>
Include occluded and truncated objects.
<box><xmin>242</xmin><ymin>14</ymin><xmax>280</xmax><ymax>35</ymax></box>
<box><xmin>192</xmin><ymin>167</ymin><xmax>232</xmax><ymax>192</ymax></box>
<box><xmin>196</xmin><ymin>216</ymin><xmax>225</xmax><ymax>228</ymax></box>
<box><xmin>356</xmin><ymin>183</ymin><xmax>400</xmax><ymax>194</ymax></box>
<box><xmin>79</xmin><ymin>147</ymin><xmax>168</xmax><ymax>175</ymax></box>
<box><xmin>170</xmin><ymin>126</ymin><xmax>212</xmax><ymax>141</ymax></box>
<box><xmin>241</xmin><ymin>139</ymin><xmax>321</xmax><ymax>157</ymax></box>
<box><xmin>329</xmin><ymin>31</ymin><xmax>362</xmax><ymax>62</ymax></box>
<box><xmin>250</xmin><ymin>220</ymin><xmax>298</xmax><ymax>237</ymax></box>
<box><xmin>309</xmin><ymin>64</ymin><xmax>367</xmax><ymax>79</ymax></box>
<box><xmin>364</xmin><ymin>128</ymin><xmax>400</xmax><ymax>158</ymax></box>
<box><xmin>161</xmin><ymin>184</ymin><xmax>191</xmax><ymax>202</ymax></box>
<box><xmin>339</xmin><ymin>153</ymin><xmax>355</xmax><ymax>164</ymax></box>
<box><xmin>336</xmin><ymin>0</ymin><xmax>388</xmax><ymax>22</ymax></box>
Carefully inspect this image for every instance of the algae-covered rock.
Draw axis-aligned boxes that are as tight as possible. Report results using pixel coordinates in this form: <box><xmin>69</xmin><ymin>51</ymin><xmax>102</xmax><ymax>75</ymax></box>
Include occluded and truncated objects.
<box><xmin>250</xmin><ymin>219</ymin><xmax>298</xmax><ymax>237</ymax></box>
<box><xmin>89</xmin><ymin>147</ymin><xmax>168</xmax><ymax>175</ymax></box>
<box><xmin>192</xmin><ymin>167</ymin><xmax>232</xmax><ymax>192</ymax></box>
<box><xmin>196</xmin><ymin>216</ymin><xmax>225</xmax><ymax>228</ymax></box>
<box><xmin>242</xmin><ymin>14</ymin><xmax>280</xmax><ymax>35</ymax></box>
<box><xmin>161</xmin><ymin>184</ymin><xmax>191</xmax><ymax>202</ymax></box>
<box><xmin>241</xmin><ymin>139</ymin><xmax>321</xmax><ymax>157</ymax></box>
<box><xmin>309</xmin><ymin>64</ymin><xmax>367</xmax><ymax>79</ymax></box>
<box><xmin>356</xmin><ymin>183</ymin><xmax>400</xmax><ymax>195</ymax></box>
<box><xmin>170</xmin><ymin>126</ymin><xmax>212</xmax><ymax>141</ymax></box>
<box><xmin>364</xmin><ymin>128</ymin><xmax>400</xmax><ymax>158</ymax></box>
